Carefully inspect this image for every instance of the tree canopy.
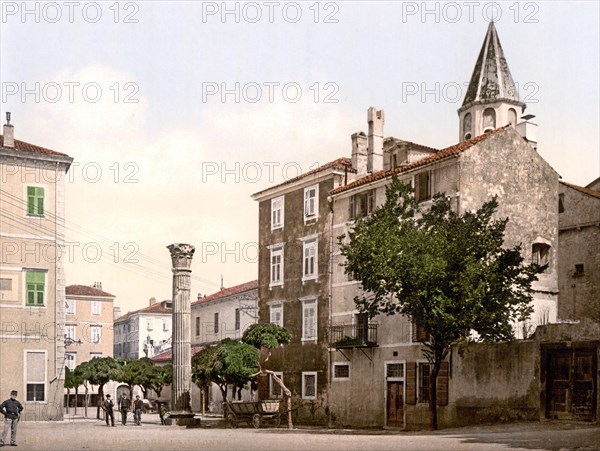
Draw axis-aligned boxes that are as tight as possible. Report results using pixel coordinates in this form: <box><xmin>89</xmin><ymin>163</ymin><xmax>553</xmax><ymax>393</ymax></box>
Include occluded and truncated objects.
<box><xmin>82</xmin><ymin>356</ymin><xmax>122</xmax><ymax>418</ymax></box>
<box><xmin>339</xmin><ymin>176</ymin><xmax>543</xmax><ymax>429</ymax></box>
<box><xmin>191</xmin><ymin>338</ymin><xmax>259</xmax><ymax>402</ymax></box>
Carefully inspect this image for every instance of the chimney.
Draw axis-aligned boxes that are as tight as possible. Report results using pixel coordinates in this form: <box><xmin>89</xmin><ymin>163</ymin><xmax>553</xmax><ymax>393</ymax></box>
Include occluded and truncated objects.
<box><xmin>516</xmin><ymin>115</ymin><xmax>538</xmax><ymax>151</ymax></box>
<box><xmin>351</xmin><ymin>132</ymin><xmax>368</xmax><ymax>176</ymax></box>
<box><xmin>113</xmin><ymin>306</ymin><xmax>122</xmax><ymax>320</ymax></box>
<box><xmin>3</xmin><ymin>112</ymin><xmax>14</xmax><ymax>148</ymax></box>
<box><xmin>367</xmin><ymin>107</ymin><xmax>384</xmax><ymax>173</ymax></box>
<box><xmin>93</xmin><ymin>281</ymin><xmax>103</xmax><ymax>291</ymax></box>
<box><xmin>149</xmin><ymin>297</ymin><xmax>157</xmax><ymax>306</ymax></box>
<box><xmin>197</xmin><ymin>292</ymin><xmax>202</xmax><ymax>301</ymax></box>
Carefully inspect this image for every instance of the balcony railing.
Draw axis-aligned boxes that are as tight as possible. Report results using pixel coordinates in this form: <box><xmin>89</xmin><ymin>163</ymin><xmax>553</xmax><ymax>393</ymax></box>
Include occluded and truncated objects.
<box><xmin>329</xmin><ymin>323</ymin><xmax>378</xmax><ymax>348</ymax></box>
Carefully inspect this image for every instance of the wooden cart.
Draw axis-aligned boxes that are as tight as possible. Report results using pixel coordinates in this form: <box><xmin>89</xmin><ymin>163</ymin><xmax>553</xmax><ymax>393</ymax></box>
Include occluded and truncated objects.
<box><xmin>226</xmin><ymin>400</ymin><xmax>281</xmax><ymax>428</ymax></box>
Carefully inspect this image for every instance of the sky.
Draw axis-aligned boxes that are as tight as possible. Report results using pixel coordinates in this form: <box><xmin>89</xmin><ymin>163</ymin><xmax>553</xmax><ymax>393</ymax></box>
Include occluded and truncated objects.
<box><xmin>1</xmin><ymin>1</ymin><xmax>598</xmax><ymax>314</ymax></box>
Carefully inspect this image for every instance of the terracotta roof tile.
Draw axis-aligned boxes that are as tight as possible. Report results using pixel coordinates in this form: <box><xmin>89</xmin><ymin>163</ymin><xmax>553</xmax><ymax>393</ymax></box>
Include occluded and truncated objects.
<box><xmin>66</xmin><ymin>284</ymin><xmax>115</xmax><ymax>298</ymax></box>
<box><xmin>330</xmin><ymin>126</ymin><xmax>509</xmax><ymax>195</ymax></box>
<box><xmin>252</xmin><ymin>157</ymin><xmax>353</xmax><ymax>198</ymax></box>
<box><xmin>151</xmin><ymin>345</ymin><xmax>205</xmax><ymax>363</ymax></box>
<box><xmin>561</xmin><ymin>181</ymin><xmax>600</xmax><ymax>200</ymax></box>
<box><xmin>1</xmin><ymin>135</ymin><xmax>70</xmax><ymax>157</ymax></box>
<box><xmin>114</xmin><ymin>301</ymin><xmax>173</xmax><ymax>323</ymax></box>
<box><xmin>192</xmin><ymin>280</ymin><xmax>258</xmax><ymax>306</ymax></box>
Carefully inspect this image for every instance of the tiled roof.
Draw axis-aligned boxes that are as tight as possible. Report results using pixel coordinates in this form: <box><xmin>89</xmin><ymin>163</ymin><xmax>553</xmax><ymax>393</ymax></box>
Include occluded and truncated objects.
<box><xmin>385</xmin><ymin>137</ymin><xmax>438</xmax><ymax>154</ymax></box>
<box><xmin>66</xmin><ymin>284</ymin><xmax>115</xmax><ymax>298</ymax></box>
<box><xmin>252</xmin><ymin>157</ymin><xmax>353</xmax><ymax>198</ymax></box>
<box><xmin>192</xmin><ymin>280</ymin><xmax>258</xmax><ymax>306</ymax></box>
<box><xmin>1</xmin><ymin>135</ymin><xmax>70</xmax><ymax>157</ymax></box>
<box><xmin>331</xmin><ymin>126</ymin><xmax>509</xmax><ymax>195</ymax></box>
<box><xmin>151</xmin><ymin>345</ymin><xmax>205</xmax><ymax>363</ymax></box>
<box><xmin>561</xmin><ymin>181</ymin><xmax>600</xmax><ymax>200</ymax></box>
<box><xmin>114</xmin><ymin>301</ymin><xmax>172</xmax><ymax>323</ymax></box>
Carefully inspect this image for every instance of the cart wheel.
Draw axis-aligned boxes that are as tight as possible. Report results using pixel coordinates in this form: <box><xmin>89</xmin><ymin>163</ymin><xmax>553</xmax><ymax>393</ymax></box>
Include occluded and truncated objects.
<box><xmin>273</xmin><ymin>414</ymin><xmax>281</xmax><ymax>428</ymax></box>
<box><xmin>252</xmin><ymin>413</ymin><xmax>262</xmax><ymax>429</ymax></box>
<box><xmin>228</xmin><ymin>412</ymin><xmax>238</xmax><ymax>428</ymax></box>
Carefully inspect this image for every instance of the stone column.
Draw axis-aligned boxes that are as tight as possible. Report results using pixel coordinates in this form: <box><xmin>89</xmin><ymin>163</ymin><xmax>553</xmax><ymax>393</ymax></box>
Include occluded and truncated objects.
<box><xmin>167</xmin><ymin>243</ymin><xmax>195</xmax><ymax>415</ymax></box>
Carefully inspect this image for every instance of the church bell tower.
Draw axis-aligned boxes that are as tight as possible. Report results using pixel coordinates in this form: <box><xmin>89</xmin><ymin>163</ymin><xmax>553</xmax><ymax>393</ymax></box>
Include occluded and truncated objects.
<box><xmin>458</xmin><ymin>22</ymin><xmax>526</xmax><ymax>142</ymax></box>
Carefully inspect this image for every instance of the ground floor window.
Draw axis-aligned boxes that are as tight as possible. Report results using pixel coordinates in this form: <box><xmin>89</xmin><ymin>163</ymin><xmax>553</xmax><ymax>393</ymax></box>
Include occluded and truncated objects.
<box><xmin>26</xmin><ymin>351</ymin><xmax>46</xmax><ymax>402</ymax></box>
<box><xmin>302</xmin><ymin>372</ymin><xmax>317</xmax><ymax>399</ymax></box>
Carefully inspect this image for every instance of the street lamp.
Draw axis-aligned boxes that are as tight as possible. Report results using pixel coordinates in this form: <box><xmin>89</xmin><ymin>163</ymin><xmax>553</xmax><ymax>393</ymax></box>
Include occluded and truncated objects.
<box><xmin>64</xmin><ymin>334</ymin><xmax>82</xmax><ymax>347</ymax></box>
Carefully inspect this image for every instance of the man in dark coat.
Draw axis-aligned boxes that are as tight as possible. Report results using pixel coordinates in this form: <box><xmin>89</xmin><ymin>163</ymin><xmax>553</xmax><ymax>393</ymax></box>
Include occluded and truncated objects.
<box><xmin>133</xmin><ymin>395</ymin><xmax>143</xmax><ymax>426</ymax></box>
<box><xmin>0</xmin><ymin>390</ymin><xmax>23</xmax><ymax>447</ymax></box>
<box><xmin>117</xmin><ymin>393</ymin><xmax>131</xmax><ymax>425</ymax></box>
<box><xmin>101</xmin><ymin>394</ymin><xmax>115</xmax><ymax>426</ymax></box>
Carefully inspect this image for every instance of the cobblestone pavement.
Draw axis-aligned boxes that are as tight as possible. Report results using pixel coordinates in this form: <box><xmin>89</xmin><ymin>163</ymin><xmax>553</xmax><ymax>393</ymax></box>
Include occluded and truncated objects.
<box><xmin>10</xmin><ymin>414</ymin><xmax>600</xmax><ymax>451</ymax></box>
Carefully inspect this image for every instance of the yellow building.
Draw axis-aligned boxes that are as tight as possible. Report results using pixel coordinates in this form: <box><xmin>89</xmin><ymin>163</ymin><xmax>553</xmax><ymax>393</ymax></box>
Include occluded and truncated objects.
<box><xmin>0</xmin><ymin>114</ymin><xmax>73</xmax><ymax>421</ymax></box>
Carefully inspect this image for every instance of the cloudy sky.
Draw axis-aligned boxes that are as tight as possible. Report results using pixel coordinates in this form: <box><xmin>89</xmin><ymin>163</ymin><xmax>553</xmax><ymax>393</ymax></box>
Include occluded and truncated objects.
<box><xmin>1</xmin><ymin>1</ymin><xmax>598</xmax><ymax>313</ymax></box>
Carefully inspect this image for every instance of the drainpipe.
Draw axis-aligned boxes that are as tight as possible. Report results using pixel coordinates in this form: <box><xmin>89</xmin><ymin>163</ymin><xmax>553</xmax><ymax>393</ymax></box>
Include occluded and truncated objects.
<box><xmin>327</xmin><ymin>194</ymin><xmax>334</xmax><ymax>428</ymax></box>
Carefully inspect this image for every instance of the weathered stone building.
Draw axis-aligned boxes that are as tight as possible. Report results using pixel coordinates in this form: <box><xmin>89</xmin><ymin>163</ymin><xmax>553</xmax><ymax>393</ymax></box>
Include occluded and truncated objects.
<box><xmin>251</xmin><ymin>158</ymin><xmax>353</xmax><ymax>424</ymax></box>
<box><xmin>0</xmin><ymin>115</ymin><xmax>73</xmax><ymax>420</ymax></box>
<box><xmin>557</xmin><ymin>181</ymin><xmax>600</xmax><ymax>323</ymax></box>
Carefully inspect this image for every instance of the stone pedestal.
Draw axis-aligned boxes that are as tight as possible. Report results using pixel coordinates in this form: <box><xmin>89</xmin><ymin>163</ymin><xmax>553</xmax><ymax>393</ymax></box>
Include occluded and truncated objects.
<box><xmin>167</xmin><ymin>243</ymin><xmax>195</xmax><ymax>415</ymax></box>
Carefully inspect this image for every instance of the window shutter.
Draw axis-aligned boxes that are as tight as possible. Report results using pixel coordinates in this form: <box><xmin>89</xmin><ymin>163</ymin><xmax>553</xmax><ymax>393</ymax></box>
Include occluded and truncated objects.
<box><xmin>436</xmin><ymin>361</ymin><xmax>449</xmax><ymax>406</ymax></box>
<box><xmin>405</xmin><ymin>362</ymin><xmax>416</xmax><ymax>405</ymax></box>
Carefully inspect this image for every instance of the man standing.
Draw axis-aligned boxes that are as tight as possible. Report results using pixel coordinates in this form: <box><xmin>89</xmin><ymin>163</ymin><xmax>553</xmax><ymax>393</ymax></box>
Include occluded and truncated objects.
<box><xmin>0</xmin><ymin>390</ymin><xmax>23</xmax><ymax>447</ymax></box>
<box><xmin>133</xmin><ymin>396</ymin><xmax>143</xmax><ymax>426</ymax></box>
<box><xmin>117</xmin><ymin>393</ymin><xmax>131</xmax><ymax>426</ymax></box>
<box><xmin>101</xmin><ymin>394</ymin><xmax>115</xmax><ymax>427</ymax></box>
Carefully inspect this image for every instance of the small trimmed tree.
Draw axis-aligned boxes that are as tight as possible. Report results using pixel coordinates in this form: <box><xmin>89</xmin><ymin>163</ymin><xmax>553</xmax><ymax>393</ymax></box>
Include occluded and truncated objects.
<box><xmin>242</xmin><ymin>323</ymin><xmax>292</xmax><ymax>429</ymax></box>
<box><xmin>339</xmin><ymin>176</ymin><xmax>543</xmax><ymax>430</ymax></box>
<box><xmin>191</xmin><ymin>339</ymin><xmax>259</xmax><ymax>405</ymax></box>
<box><xmin>84</xmin><ymin>356</ymin><xmax>122</xmax><ymax>419</ymax></box>
<box><xmin>149</xmin><ymin>364</ymin><xmax>173</xmax><ymax>400</ymax></box>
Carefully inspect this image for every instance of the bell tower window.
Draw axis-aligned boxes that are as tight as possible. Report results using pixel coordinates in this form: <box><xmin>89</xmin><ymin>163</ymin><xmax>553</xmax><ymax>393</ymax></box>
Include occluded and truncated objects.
<box><xmin>508</xmin><ymin>108</ymin><xmax>517</xmax><ymax>127</ymax></box>
<box><xmin>483</xmin><ymin>108</ymin><xmax>496</xmax><ymax>132</ymax></box>
<box><xmin>463</xmin><ymin>112</ymin><xmax>472</xmax><ymax>141</ymax></box>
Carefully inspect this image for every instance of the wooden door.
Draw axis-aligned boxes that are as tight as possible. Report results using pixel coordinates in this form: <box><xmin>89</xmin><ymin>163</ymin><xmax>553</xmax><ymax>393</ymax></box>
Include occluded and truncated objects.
<box><xmin>547</xmin><ymin>350</ymin><xmax>572</xmax><ymax>419</ymax></box>
<box><xmin>386</xmin><ymin>381</ymin><xmax>404</xmax><ymax>427</ymax></box>
<box><xmin>572</xmin><ymin>350</ymin><xmax>595</xmax><ymax>420</ymax></box>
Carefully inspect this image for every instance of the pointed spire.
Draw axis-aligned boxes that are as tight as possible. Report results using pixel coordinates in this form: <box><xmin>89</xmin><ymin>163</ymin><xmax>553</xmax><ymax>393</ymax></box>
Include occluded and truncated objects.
<box><xmin>461</xmin><ymin>22</ymin><xmax>524</xmax><ymax>110</ymax></box>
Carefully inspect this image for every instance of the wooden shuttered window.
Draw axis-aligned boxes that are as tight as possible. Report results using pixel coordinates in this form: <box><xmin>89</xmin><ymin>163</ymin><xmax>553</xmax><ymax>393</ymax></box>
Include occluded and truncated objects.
<box><xmin>405</xmin><ymin>362</ymin><xmax>416</xmax><ymax>405</ymax></box>
<box><xmin>406</xmin><ymin>360</ymin><xmax>449</xmax><ymax>406</ymax></box>
<box><xmin>412</xmin><ymin>322</ymin><xmax>430</xmax><ymax>343</ymax></box>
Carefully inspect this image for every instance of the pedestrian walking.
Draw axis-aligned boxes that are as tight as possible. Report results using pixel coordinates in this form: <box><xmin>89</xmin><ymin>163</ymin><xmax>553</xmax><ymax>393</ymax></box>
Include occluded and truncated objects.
<box><xmin>0</xmin><ymin>390</ymin><xmax>23</xmax><ymax>447</ymax></box>
<box><xmin>118</xmin><ymin>393</ymin><xmax>131</xmax><ymax>426</ymax></box>
<box><xmin>133</xmin><ymin>396</ymin><xmax>143</xmax><ymax>426</ymax></box>
<box><xmin>101</xmin><ymin>394</ymin><xmax>115</xmax><ymax>427</ymax></box>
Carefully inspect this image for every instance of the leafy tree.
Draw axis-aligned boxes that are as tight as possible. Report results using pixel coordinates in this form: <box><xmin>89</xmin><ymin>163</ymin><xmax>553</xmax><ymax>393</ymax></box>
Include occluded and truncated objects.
<box><xmin>115</xmin><ymin>357</ymin><xmax>157</xmax><ymax>399</ymax></box>
<box><xmin>191</xmin><ymin>339</ymin><xmax>259</xmax><ymax>405</ymax></box>
<box><xmin>83</xmin><ymin>356</ymin><xmax>122</xmax><ymax>419</ymax></box>
<box><xmin>149</xmin><ymin>364</ymin><xmax>173</xmax><ymax>399</ymax></box>
<box><xmin>64</xmin><ymin>367</ymin><xmax>76</xmax><ymax>415</ymax></box>
<box><xmin>339</xmin><ymin>176</ymin><xmax>543</xmax><ymax>430</ymax></box>
<box><xmin>73</xmin><ymin>361</ymin><xmax>92</xmax><ymax>417</ymax></box>
<box><xmin>242</xmin><ymin>323</ymin><xmax>293</xmax><ymax>429</ymax></box>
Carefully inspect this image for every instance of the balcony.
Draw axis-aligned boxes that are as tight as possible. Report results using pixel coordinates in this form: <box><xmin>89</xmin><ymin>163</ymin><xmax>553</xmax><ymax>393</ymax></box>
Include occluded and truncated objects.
<box><xmin>329</xmin><ymin>323</ymin><xmax>378</xmax><ymax>349</ymax></box>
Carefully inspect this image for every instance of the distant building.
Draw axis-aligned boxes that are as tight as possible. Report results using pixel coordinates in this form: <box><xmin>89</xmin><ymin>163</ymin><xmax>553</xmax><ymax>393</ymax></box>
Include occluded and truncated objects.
<box><xmin>558</xmin><ymin>181</ymin><xmax>600</xmax><ymax>322</ymax></box>
<box><xmin>64</xmin><ymin>283</ymin><xmax>115</xmax><ymax>366</ymax></box>
<box><xmin>113</xmin><ymin>299</ymin><xmax>172</xmax><ymax>359</ymax></box>
<box><xmin>0</xmin><ymin>115</ymin><xmax>73</xmax><ymax>421</ymax></box>
<box><xmin>191</xmin><ymin>279</ymin><xmax>258</xmax><ymax>345</ymax></box>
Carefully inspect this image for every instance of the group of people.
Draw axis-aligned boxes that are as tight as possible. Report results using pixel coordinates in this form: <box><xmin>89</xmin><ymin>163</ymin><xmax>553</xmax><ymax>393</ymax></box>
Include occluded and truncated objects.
<box><xmin>0</xmin><ymin>388</ymin><xmax>167</xmax><ymax>448</ymax></box>
<box><xmin>101</xmin><ymin>394</ymin><xmax>145</xmax><ymax>426</ymax></box>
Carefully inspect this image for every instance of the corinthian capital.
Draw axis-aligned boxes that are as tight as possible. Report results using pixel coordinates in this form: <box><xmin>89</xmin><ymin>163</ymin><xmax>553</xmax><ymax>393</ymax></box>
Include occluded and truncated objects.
<box><xmin>167</xmin><ymin>243</ymin><xmax>195</xmax><ymax>269</ymax></box>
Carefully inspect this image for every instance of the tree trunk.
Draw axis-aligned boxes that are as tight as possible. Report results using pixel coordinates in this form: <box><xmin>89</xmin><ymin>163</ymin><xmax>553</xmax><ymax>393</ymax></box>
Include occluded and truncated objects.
<box><xmin>428</xmin><ymin>347</ymin><xmax>444</xmax><ymax>431</ymax></box>
<box><xmin>84</xmin><ymin>386</ymin><xmax>89</xmax><ymax>418</ymax></box>
<box><xmin>75</xmin><ymin>387</ymin><xmax>78</xmax><ymax>415</ymax></box>
<box><xmin>66</xmin><ymin>388</ymin><xmax>70</xmax><ymax>415</ymax></box>
<box><xmin>97</xmin><ymin>383</ymin><xmax>105</xmax><ymax>419</ymax></box>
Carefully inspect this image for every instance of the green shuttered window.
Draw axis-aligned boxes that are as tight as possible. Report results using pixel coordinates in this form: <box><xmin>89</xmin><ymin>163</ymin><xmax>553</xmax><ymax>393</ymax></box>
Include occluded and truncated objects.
<box><xmin>26</xmin><ymin>271</ymin><xmax>45</xmax><ymax>306</ymax></box>
<box><xmin>27</xmin><ymin>186</ymin><xmax>44</xmax><ymax>216</ymax></box>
